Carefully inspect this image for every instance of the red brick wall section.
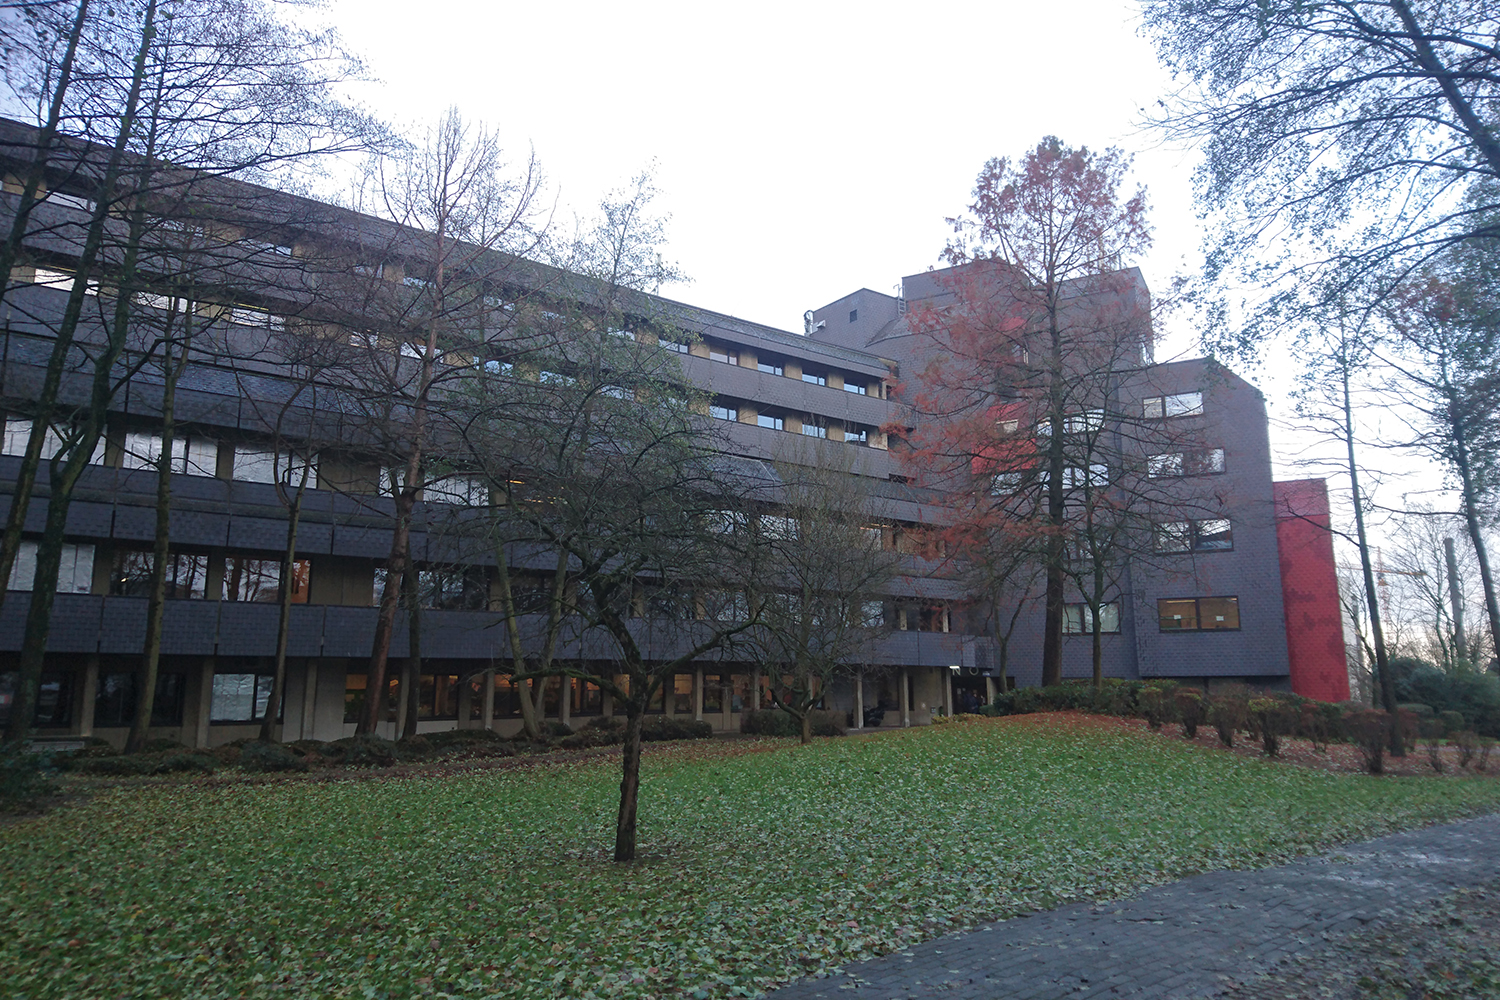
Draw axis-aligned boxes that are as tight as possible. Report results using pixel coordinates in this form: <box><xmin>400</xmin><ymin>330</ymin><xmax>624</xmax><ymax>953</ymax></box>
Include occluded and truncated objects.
<box><xmin>1273</xmin><ymin>479</ymin><xmax>1350</xmax><ymax>702</ymax></box>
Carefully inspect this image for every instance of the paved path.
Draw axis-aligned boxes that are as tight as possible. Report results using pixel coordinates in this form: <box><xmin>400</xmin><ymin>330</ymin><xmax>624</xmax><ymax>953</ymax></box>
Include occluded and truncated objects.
<box><xmin>766</xmin><ymin>813</ymin><xmax>1500</xmax><ymax>999</ymax></box>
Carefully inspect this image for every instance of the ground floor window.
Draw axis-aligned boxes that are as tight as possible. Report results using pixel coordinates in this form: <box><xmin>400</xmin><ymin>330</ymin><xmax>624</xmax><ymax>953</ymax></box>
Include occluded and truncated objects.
<box><xmin>94</xmin><ymin>671</ymin><xmax>184</xmax><ymax>727</ymax></box>
<box><xmin>211</xmin><ymin>672</ymin><xmax>277</xmax><ymax>722</ymax></box>
<box><xmin>702</xmin><ymin>673</ymin><xmax>725</xmax><ymax>714</ymax></box>
<box><xmin>571</xmin><ymin>677</ymin><xmax>603</xmax><ymax>716</ymax></box>
<box><xmin>614</xmin><ymin>673</ymin><xmax>665</xmax><ymax>713</ymax></box>
<box><xmin>0</xmin><ymin>670</ymin><xmax>74</xmax><ymax>727</ymax></box>
<box><xmin>343</xmin><ymin>673</ymin><xmax>398</xmax><ymax>724</ymax></box>
<box><xmin>731</xmin><ymin>674</ymin><xmax>751</xmax><ymax>712</ymax></box>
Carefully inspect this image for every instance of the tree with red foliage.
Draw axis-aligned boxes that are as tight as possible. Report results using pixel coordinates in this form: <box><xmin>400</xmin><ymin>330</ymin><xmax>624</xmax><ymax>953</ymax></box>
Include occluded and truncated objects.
<box><xmin>897</xmin><ymin>139</ymin><xmax>1155</xmax><ymax>687</ymax></box>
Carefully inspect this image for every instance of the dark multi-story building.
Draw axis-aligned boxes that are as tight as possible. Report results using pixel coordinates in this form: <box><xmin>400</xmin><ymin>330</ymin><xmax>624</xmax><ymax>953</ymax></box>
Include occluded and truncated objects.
<box><xmin>0</xmin><ymin>118</ymin><xmax>1347</xmax><ymax>748</ymax></box>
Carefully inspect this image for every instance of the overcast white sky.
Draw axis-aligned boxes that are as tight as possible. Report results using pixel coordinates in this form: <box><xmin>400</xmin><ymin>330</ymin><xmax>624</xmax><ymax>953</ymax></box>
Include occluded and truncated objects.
<box><xmin>328</xmin><ymin>0</ymin><xmax>1201</xmax><ymax>349</ymax></box>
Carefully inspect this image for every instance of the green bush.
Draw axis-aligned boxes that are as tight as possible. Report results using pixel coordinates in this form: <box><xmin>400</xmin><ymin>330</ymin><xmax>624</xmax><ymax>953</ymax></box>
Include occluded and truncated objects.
<box><xmin>640</xmin><ymin>716</ymin><xmax>713</xmax><ymax>742</ymax></box>
<box><xmin>415</xmin><ymin>728</ymin><xmax>508</xmax><ymax>750</ymax></box>
<box><xmin>0</xmin><ymin>743</ymin><xmax>58</xmax><ymax>811</ymax></box>
<box><xmin>140</xmin><ymin>738</ymin><xmax>187</xmax><ymax>753</ymax></box>
<box><xmin>544</xmin><ymin>721</ymin><xmax>575</xmax><ymax>739</ymax></box>
<box><xmin>155</xmin><ymin>753</ymin><xmax>215</xmax><ymax>774</ymax></box>
<box><xmin>1347</xmin><ymin>708</ymin><xmax>1390</xmax><ymax>774</ymax></box>
<box><xmin>1175</xmin><ymin>688</ymin><xmax>1206</xmax><ymax>739</ymax></box>
<box><xmin>739</xmin><ymin>709</ymin><xmax>844</xmax><ymax>737</ymax></box>
<box><xmin>239</xmin><ymin>742</ymin><xmax>307</xmax><ymax>773</ymax></box>
<box><xmin>1208</xmin><ymin>693</ymin><xmax>1249</xmax><ymax>748</ymax></box>
<box><xmin>324</xmin><ymin>734</ymin><xmax>398</xmax><ymax>768</ymax></box>
<box><xmin>1248</xmin><ymin>696</ymin><xmax>1297</xmax><ymax>757</ymax></box>
<box><xmin>1440</xmin><ymin>710</ymin><xmax>1467</xmax><ymax>736</ymax></box>
<box><xmin>1139</xmin><ymin>682</ymin><xmax>1179</xmax><ymax>729</ymax></box>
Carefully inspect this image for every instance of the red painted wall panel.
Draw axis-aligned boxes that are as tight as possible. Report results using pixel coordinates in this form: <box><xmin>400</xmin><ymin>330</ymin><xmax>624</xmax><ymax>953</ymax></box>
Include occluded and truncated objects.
<box><xmin>1273</xmin><ymin>479</ymin><xmax>1350</xmax><ymax>702</ymax></box>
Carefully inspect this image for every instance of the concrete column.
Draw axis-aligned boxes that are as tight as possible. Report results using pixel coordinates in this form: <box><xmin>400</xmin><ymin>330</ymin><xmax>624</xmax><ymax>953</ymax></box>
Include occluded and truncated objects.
<box><xmin>985</xmin><ymin>676</ymin><xmax>996</xmax><ymax>707</ymax></box>
<box><xmin>194</xmin><ymin>657</ymin><xmax>215</xmax><ymax>748</ymax></box>
<box><xmin>751</xmin><ymin>668</ymin><xmax>761</xmax><ymax>710</ymax></box>
<box><xmin>300</xmin><ymin>659</ymin><xmax>319</xmax><ymax>740</ymax></box>
<box><xmin>899</xmin><ymin>667</ymin><xmax>910</xmax><ymax>727</ymax></box>
<box><xmin>853</xmin><ymin>669</ymin><xmax>864</xmax><ymax>730</ymax></box>
<box><xmin>482</xmin><ymin>667</ymin><xmax>495</xmax><ymax>730</ymax></box>
<box><xmin>76</xmin><ymin>655</ymin><xmax>99</xmax><ymax>738</ymax></box>
<box><xmin>944</xmin><ymin>668</ymin><xmax>954</xmax><ymax>717</ymax></box>
<box><xmin>393</xmin><ymin>672</ymin><xmax>409</xmax><ymax>740</ymax></box>
<box><xmin>694</xmin><ymin>667</ymin><xmax>704</xmax><ymax>721</ymax></box>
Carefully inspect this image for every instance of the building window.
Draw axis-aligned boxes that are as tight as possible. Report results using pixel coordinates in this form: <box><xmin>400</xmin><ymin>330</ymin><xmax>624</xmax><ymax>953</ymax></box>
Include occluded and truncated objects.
<box><xmin>416</xmin><ymin>566</ymin><xmax>488</xmax><ymax>610</ymax></box>
<box><xmin>843</xmin><ymin>380</ymin><xmax>867</xmax><ymax>395</ymax></box>
<box><xmin>860</xmin><ymin>599</ymin><xmax>886</xmax><ymax>628</ymax></box>
<box><xmin>122</xmin><ymin>432</ymin><xmax>218</xmax><ymax>476</ymax></box>
<box><xmin>0</xmin><ymin>670</ymin><xmax>74</xmax><ymax>728</ymax></box>
<box><xmin>1154</xmin><ymin>519</ymin><xmax>1233</xmax><ymax>553</ymax></box>
<box><xmin>757</xmin><ymin>412</ymin><xmax>785</xmax><ymax>431</ymax></box>
<box><xmin>1064</xmin><ymin>410</ymin><xmax>1104</xmax><ymax>434</ymax></box>
<box><xmin>845</xmin><ymin>424</ymin><xmax>871</xmax><ymax>445</ymax></box>
<box><xmin>1063</xmin><ymin>602</ymin><xmax>1121</xmax><ymax>634</ymax></box>
<box><xmin>224</xmin><ymin>557</ymin><xmax>309</xmax><ymax>603</ymax></box>
<box><xmin>211</xmin><ymin>672</ymin><xmax>277</xmax><ymax>722</ymax></box>
<box><xmin>801</xmin><ymin>420</ymin><xmax>827</xmax><ymax>438</ymax></box>
<box><xmin>801</xmin><ymin>369</ymin><xmax>827</xmax><ymax>387</ymax></box>
<box><xmin>702</xmin><ymin>674</ymin><xmax>725</xmax><ymax>714</ymax></box>
<box><xmin>9</xmin><ymin>541</ymin><xmax>94</xmax><ymax>594</ymax></box>
<box><xmin>571</xmin><ymin>677</ymin><xmax>604</xmax><ymax>716</ymax></box>
<box><xmin>1143</xmin><ymin>392</ymin><xmax>1204</xmax><ymax>419</ymax></box>
<box><xmin>710</xmin><ymin>403</ymin><xmax>738</xmax><ymax>422</ymax></box>
<box><xmin>232</xmin><ymin>446</ymin><xmax>316</xmax><ymax>488</ymax></box>
<box><xmin>673</xmin><ymin>673</ymin><xmax>694</xmax><ymax>714</ymax></box>
<box><xmin>1061</xmin><ymin>464</ymin><xmax>1109</xmax><ymax>489</ymax></box>
<box><xmin>1</xmin><ymin>417</ymin><xmax>106</xmax><ymax>465</ymax></box>
<box><xmin>344</xmin><ymin>673</ymin><xmax>398</xmax><ymax>724</ymax></box>
<box><xmin>424</xmin><ymin>475</ymin><xmax>489</xmax><ymax>506</ymax></box>
<box><xmin>757</xmin><ymin>358</ymin><xmax>784</xmax><ymax>377</ymax></box>
<box><xmin>702</xmin><ymin>589</ymin><xmax>749</xmax><ymax>622</ymax></box>
<box><xmin>89</xmin><ymin>671</ymin><xmax>183</xmax><ymax>727</ymax></box>
<box><xmin>110</xmin><ymin>551</ymin><xmax>208</xmax><ymax>599</ymax></box>
<box><xmin>848</xmin><ymin>309</ymin><xmax>858</xmax><ymax>323</ymax></box>
<box><xmin>709</xmin><ymin>344</ymin><xmax>739</xmax><ymax>365</ymax></box>
<box><xmin>659</xmin><ymin>337</ymin><xmax>689</xmax><ymax>354</ymax></box>
<box><xmin>1148</xmin><ymin>448</ymin><xmax>1224</xmax><ymax>478</ymax></box>
<box><xmin>1158</xmin><ymin>596</ymin><xmax>1240</xmax><ymax>632</ymax></box>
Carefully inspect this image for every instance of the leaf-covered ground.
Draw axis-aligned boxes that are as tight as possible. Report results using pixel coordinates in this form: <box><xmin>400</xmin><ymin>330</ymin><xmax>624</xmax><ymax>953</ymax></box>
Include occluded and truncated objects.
<box><xmin>6</xmin><ymin>714</ymin><xmax>1500</xmax><ymax>1000</ymax></box>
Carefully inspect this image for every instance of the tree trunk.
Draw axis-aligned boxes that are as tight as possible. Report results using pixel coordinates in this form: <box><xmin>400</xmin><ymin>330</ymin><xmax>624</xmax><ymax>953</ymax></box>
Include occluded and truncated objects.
<box><xmin>128</xmin><ymin>314</ymin><xmax>191</xmax><ymax>753</ymax></box>
<box><xmin>359</xmin><ymin>494</ymin><xmax>413</xmax><ymax>734</ymax></box>
<box><xmin>402</xmin><ymin>566</ymin><xmax>422</xmax><ymax>740</ymax></box>
<box><xmin>1040</xmin><ymin>312</ymin><xmax>1067</xmax><ymax>687</ymax></box>
<box><xmin>800</xmin><ymin>710</ymin><xmax>812</xmax><ymax>745</ymax></box>
<box><xmin>481</xmin><ymin>665</ymin><xmax>495</xmax><ymax>730</ymax></box>
<box><xmin>1447</xmin><ymin>411</ymin><xmax>1500</xmax><ymax>672</ymax></box>
<box><xmin>259</xmin><ymin>468</ymin><xmax>308</xmax><ymax>743</ymax></box>
<box><xmin>613</xmin><ymin>709</ymin><xmax>645</xmax><ymax>862</ymax></box>
<box><xmin>1343</xmin><ymin>362</ymin><xmax>1403</xmax><ymax>754</ymax></box>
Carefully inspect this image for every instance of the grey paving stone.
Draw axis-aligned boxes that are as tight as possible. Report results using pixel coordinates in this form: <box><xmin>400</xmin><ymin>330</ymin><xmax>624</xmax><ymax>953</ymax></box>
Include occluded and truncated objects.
<box><xmin>765</xmin><ymin>813</ymin><xmax>1500</xmax><ymax>999</ymax></box>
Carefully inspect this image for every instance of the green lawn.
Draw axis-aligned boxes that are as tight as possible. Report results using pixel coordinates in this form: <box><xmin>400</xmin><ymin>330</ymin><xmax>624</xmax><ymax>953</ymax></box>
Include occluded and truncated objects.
<box><xmin>6</xmin><ymin>715</ymin><xmax>1500</xmax><ymax>1000</ymax></box>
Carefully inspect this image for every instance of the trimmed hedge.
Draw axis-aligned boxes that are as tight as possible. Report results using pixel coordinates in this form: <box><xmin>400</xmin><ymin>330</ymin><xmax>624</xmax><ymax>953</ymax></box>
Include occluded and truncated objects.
<box><xmin>739</xmin><ymin>709</ymin><xmax>847</xmax><ymax>738</ymax></box>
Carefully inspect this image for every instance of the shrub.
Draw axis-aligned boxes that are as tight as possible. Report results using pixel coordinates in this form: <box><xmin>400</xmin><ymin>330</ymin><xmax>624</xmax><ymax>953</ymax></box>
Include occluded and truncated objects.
<box><xmin>1347</xmin><ymin>709</ymin><xmax>1390</xmax><ymax>774</ymax></box>
<box><xmin>1138</xmin><ymin>683</ymin><xmax>1178</xmax><ymax>730</ymax></box>
<box><xmin>1248</xmin><ymin>697</ymin><xmax>1297</xmax><ymax>757</ymax></box>
<box><xmin>1440</xmin><ymin>710</ymin><xmax>1467</xmax><ymax>736</ymax></box>
<box><xmin>417</xmin><ymin>728</ymin><xmax>507</xmax><ymax>750</ymax></box>
<box><xmin>324</xmin><ymin>734</ymin><xmax>398</xmax><ymax>768</ymax></box>
<box><xmin>1297</xmin><ymin>701</ymin><xmax>1341</xmax><ymax>751</ymax></box>
<box><xmin>1175</xmin><ymin>688</ymin><xmax>1205</xmax><ymax>739</ymax></box>
<box><xmin>1208</xmin><ymin>694</ymin><xmax>1248</xmax><ymax>748</ymax></box>
<box><xmin>239</xmin><ymin>741</ymin><xmax>307</xmax><ymax>773</ymax></box>
<box><xmin>741</xmin><ymin>709</ymin><xmax>799</xmax><ymax>736</ymax></box>
<box><xmin>1479</xmin><ymin>737</ymin><xmax>1495</xmax><ymax>773</ymax></box>
<box><xmin>641</xmin><ymin>716</ymin><xmax>713</xmax><ymax>742</ymax></box>
<box><xmin>1456</xmin><ymin>729</ymin><xmax>1480</xmax><ymax>769</ymax></box>
<box><xmin>0</xmin><ymin>743</ymin><xmax>58</xmax><ymax>811</ymax></box>
<box><xmin>74</xmin><ymin>754</ymin><xmax>161</xmax><ymax>776</ymax></box>
<box><xmin>141</xmin><ymin>738</ymin><xmax>187</xmax><ymax>753</ymax></box>
<box><xmin>1419</xmin><ymin>718</ymin><xmax>1447</xmax><ymax>773</ymax></box>
<box><xmin>155</xmin><ymin>753</ymin><xmax>215</xmax><ymax>774</ymax></box>
<box><xmin>545</xmin><ymin>721</ymin><xmax>574</xmax><ymax>739</ymax></box>
<box><xmin>560</xmin><ymin>718</ymin><xmax>625</xmax><ymax>749</ymax></box>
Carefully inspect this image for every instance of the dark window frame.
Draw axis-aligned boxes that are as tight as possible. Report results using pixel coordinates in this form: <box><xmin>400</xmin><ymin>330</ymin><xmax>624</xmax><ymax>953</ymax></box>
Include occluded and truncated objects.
<box><xmin>1157</xmin><ymin>595</ymin><xmax>1241</xmax><ymax>633</ymax></box>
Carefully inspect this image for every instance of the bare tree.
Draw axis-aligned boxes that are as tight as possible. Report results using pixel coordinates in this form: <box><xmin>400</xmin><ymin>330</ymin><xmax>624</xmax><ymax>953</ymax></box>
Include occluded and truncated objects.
<box><xmin>751</xmin><ymin>445</ymin><xmax>897</xmax><ymax>743</ymax></box>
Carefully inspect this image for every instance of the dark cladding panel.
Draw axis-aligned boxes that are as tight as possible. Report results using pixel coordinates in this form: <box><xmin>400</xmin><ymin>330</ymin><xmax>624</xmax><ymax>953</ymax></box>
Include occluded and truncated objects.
<box><xmin>330</xmin><ymin>524</ymin><xmax>394</xmax><ymax>558</ymax></box>
<box><xmin>227</xmin><ymin>516</ymin><xmax>289</xmax><ymax>551</ymax></box>
<box><xmin>64</xmin><ymin>501</ymin><xmax>113</xmax><ymax>538</ymax></box>
<box><xmin>321</xmin><ymin>606</ymin><xmax>408</xmax><ymax>658</ymax></box>
<box><xmin>99</xmin><ymin>596</ymin><xmax>149</xmax><ymax>653</ymax></box>
<box><xmin>215</xmin><ymin>602</ymin><xmax>279</xmax><ymax>657</ymax></box>
<box><xmin>39</xmin><ymin>594</ymin><xmax>103</xmax><ymax>652</ymax></box>
<box><xmin>173</xmin><ymin>387</ymin><xmax>240</xmax><ymax>426</ymax></box>
<box><xmin>287</xmin><ymin>605</ymin><xmax>326</xmax><ymax>657</ymax></box>
<box><xmin>159</xmin><ymin>600</ymin><xmax>220</xmax><ymax>655</ymax></box>
<box><xmin>419</xmin><ymin>610</ymin><xmax>505</xmax><ymax>658</ymax></box>
<box><xmin>170</xmin><ymin>510</ymin><xmax>230</xmax><ymax>549</ymax></box>
<box><xmin>110</xmin><ymin>504</ymin><xmax>156</xmax><ymax>542</ymax></box>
